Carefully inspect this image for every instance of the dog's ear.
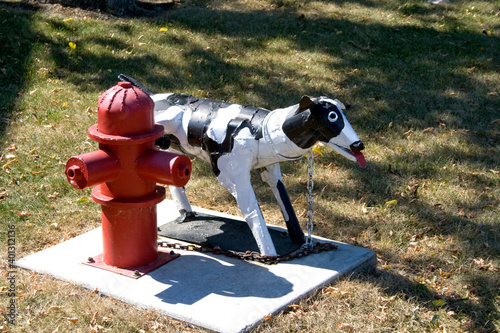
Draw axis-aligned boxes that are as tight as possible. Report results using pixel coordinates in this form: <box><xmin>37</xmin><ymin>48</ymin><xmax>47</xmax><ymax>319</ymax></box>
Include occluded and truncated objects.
<box><xmin>298</xmin><ymin>96</ymin><xmax>316</xmax><ymax>112</ymax></box>
<box><xmin>333</xmin><ymin>99</ymin><xmax>346</xmax><ymax>110</ymax></box>
<box><xmin>333</xmin><ymin>98</ymin><xmax>351</xmax><ymax>111</ymax></box>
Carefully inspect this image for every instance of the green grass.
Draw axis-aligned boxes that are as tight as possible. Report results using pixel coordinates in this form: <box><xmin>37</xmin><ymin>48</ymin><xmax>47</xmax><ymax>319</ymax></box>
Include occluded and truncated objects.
<box><xmin>1</xmin><ymin>0</ymin><xmax>499</xmax><ymax>331</ymax></box>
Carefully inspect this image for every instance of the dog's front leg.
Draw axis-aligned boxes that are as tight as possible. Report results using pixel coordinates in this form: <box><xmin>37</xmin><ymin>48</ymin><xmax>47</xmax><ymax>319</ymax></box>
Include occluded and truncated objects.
<box><xmin>169</xmin><ymin>186</ymin><xmax>195</xmax><ymax>222</ymax></box>
<box><xmin>261</xmin><ymin>164</ymin><xmax>305</xmax><ymax>245</ymax></box>
<box><xmin>216</xmin><ymin>155</ymin><xmax>278</xmax><ymax>257</ymax></box>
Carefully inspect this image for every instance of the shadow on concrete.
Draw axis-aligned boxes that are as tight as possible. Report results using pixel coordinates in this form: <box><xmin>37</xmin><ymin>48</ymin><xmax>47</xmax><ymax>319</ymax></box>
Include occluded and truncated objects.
<box><xmin>150</xmin><ymin>253</ymin><xmax>294</xmax><ymax>305</ymax></box>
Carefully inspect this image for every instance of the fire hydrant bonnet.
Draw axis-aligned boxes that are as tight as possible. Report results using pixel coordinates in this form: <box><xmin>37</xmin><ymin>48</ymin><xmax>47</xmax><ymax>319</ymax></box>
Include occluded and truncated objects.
<box><xmin>97</xmin><ymin>81</ymin><xmax>155</xmax><ymax>136</ymax></box>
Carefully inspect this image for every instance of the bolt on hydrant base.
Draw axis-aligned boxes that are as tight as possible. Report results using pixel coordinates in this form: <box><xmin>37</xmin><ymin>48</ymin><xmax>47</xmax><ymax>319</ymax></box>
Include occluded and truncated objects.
<box><xmin>83</xmin><ymin>249</ymin><xmax>180</xmax><ymax>279</ymax></box>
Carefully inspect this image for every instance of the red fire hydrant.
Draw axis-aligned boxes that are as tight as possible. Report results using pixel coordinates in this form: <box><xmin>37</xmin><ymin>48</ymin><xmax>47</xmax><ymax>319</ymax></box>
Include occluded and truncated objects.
<box><xmin>65</xmin><ymin>81</ymin><xmax>191</xmax><ymax>271</ymax></box>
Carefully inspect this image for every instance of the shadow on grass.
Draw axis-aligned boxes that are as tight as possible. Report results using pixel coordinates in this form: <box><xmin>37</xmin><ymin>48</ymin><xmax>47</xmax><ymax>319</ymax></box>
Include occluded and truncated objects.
<box><xmin>355</xmin><ymin>266</ymin><xmax>499</xmax><ymax>331</ymax></box>
<box><xmin>305</xmin><ymin>154</ymin><xmax>499</xmax><ymax>330</ymax></box>
<box><xmin>0</xmin><ymin>1</ymin><xmax>39</xmax><ymax>137</ymax></box>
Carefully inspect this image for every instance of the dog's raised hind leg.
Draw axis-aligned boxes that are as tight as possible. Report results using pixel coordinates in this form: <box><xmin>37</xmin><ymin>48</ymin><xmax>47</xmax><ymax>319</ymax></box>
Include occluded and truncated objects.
<box><xmin>216</xmin><ymin>154</ymin><xmax>278</xmax><ymax>256</ymax></box>
<box><xmin>261</xmin><ymin>164</ymin><xmax>305</xmax><ymax>245</ymax></box>
<box><xmin>169</xmin><ymin>186</ymin><xmax>195</xmax><ymax>222</ymax></box>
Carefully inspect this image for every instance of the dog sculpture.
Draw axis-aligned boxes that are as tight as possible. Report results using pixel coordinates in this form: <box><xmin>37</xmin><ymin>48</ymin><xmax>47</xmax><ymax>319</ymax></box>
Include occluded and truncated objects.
<box><xmin>119</xmin><ymin>75</ymin><xmax>365</xmax><ymax>256</ymax></box>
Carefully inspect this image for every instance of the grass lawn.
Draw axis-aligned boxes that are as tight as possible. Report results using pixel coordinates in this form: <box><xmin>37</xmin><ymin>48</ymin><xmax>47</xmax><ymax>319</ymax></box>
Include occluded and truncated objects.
<box><xmin>1</xmin><ymin>0</ymin><xmax>499</xmax><ymax>331</ymax></box>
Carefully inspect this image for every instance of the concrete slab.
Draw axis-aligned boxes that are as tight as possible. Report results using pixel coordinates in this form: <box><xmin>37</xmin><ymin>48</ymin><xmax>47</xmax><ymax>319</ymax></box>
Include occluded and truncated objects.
<box><xmin>16</xmin><ymin>200</ymin><xmax>376</xmax><ymax>333</ymax></box>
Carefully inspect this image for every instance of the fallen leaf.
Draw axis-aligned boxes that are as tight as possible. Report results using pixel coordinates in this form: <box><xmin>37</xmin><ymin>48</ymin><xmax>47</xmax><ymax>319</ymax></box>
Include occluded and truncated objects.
<box><xmin>90</xmin><ymin>324</ymin><xmax>104</xmax><ymax>333</ymax></box>
<box><xmin>337</xmin><ymin>323</ymin><xmax>354</xmax><ymax>330</ymax></box>
<box><xmin>263</xmin><ymin>313</ymin><xmax>272</xmax><ymax>320</ymax></box>
<box><xmin>439</xmin><ymin>269</ymin><xmax>452</xmax><ymax>278</ymax></box>
<box><xmin>473</xmin><ymin>258</ymin><xmax>498</xmax><ymax>271</ymax></box>
<box><xmin>64</xmin><ymin>18</ymin><xmax>73</xmax><ymax>22</ymax></box>
<box><xmin>403</xmin><ymin>129</ymin><xmax>413</xmax><ymax>136</ymax></box>
<box><xmin>377</xmin><ymin>295</ymin><xmax>396</xmax><ymax>303</ymax></box>
<box><xmin>49</xmin><ymin>306</ymin><xmax>63</xmax><ymax>312</ymax></box>
<box><xmin>385</xmin><ymin>199</ymin><xmax>398</xmax><ymax>206</ymax></box>
<box><xmin>312</xmin><ymin>147</ymin><xmax>324</xmax><ymax>156</ymax></box>
<box><xmin>324</xmin><ymin>287</ymin><xmax>350</xmax><ymax>296</ymax></box>
<box><xmin>63</xmin><ymin>317</ymin><xmax>79</xmax><ymax>323</ymax></box>
<box><xmin>159</xmin><ymin>27</ymin><xmax>168</xmax><ymax>32</ymax></box>
<box><xmin>2</xmin><ymin>159</ymin><xmax>18</xmax><ymax>170</ymax></box>
<box><xmin>77</xmin><ymin>197</ymin><xmax>89</xmax><ymax>203</ymax></box>
<box><xmin>324</xmin><ymin>286</ymin><xmax>338</xmax><ymax>293</ymax></box>
<box><xmin>432</xmin><ymin>299</ymin><xmax>447</xmax><ymax>307</ymax></box>
<box><xmin>47</xmin><ymin>192</ymin><xmax>59</xmax><ymax>199</ymax></box>
<box><xmin>15</xmin><ymin>211</ymin><xmax>32</xmax><ymax>217</ymax></box>
<box><xmin>37</xmin><ymin>310</ymin><xmax>48</xmax><ymax>316</ymax></box>
<box><xmin>430</xmin><ymin>313</ymin><xmax>440</xmax><ymax>326</ymax></box>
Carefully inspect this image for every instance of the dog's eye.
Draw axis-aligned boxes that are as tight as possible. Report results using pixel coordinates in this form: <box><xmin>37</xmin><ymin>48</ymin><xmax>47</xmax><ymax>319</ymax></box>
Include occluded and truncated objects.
<box><xmin>328</xmin><ymin>111</ymin><xmax>338</xmax><ymax>122</ymax></box>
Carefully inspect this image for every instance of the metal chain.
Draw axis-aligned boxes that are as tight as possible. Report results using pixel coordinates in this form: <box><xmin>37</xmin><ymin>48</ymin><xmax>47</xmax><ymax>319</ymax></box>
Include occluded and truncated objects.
<box><xmin>158</xmin><ymin>240</ymin><xmax>337</xmax><ymax>265</ymax></box>
<box><xmin>304</xmin><ymin>148</ymin><xmax>315</xmax><ymax>249</ymax></box>
<box><xmin>158</xmin><ymin>148</ymin><xmax>327</xmax><ymax>264</ymax></box>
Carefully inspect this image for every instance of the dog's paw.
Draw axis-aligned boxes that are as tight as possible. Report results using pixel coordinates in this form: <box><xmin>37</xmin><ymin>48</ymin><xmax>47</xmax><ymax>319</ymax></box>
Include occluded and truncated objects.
<box><xmin>175</xmin><ymin>209</ymin><xmax>196</xmax><ymax>223</ymax></box>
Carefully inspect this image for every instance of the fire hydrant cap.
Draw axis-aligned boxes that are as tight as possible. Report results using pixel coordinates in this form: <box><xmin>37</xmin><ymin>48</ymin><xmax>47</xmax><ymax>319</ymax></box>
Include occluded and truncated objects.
<box><xmin>97</xmin><ymin>82</ymin><xmax>155</xmax><ymax>136</ymax></box>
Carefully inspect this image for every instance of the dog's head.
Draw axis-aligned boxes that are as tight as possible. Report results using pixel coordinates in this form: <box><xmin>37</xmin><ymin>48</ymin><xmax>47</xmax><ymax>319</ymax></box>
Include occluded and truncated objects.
<box><xmin>283</xmin><ymin>96</ymin><xmax>366</xmax><ymax>168</ymax></box>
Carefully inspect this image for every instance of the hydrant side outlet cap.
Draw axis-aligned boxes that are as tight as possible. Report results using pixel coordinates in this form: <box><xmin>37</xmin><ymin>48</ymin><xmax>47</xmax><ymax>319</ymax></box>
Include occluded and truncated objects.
<box><xmin>97</xmin><ymin>83</ymin><xmax>155</xmax><ymax>136</ymax></box>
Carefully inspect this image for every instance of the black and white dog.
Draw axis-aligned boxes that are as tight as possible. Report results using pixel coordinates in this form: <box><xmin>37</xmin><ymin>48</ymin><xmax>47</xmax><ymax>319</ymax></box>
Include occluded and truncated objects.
<box><xmin>119</xmin><ymin>75</ymin><xmax>365</xmax><ymax>256</ymax></box>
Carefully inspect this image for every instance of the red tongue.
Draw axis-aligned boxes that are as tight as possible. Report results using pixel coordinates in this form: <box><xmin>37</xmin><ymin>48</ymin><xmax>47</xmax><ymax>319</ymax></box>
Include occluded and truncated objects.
<box><xmin>353</xmin><ymin>151</ymin><xmax>366</xmax><ymax>168</ymax></box>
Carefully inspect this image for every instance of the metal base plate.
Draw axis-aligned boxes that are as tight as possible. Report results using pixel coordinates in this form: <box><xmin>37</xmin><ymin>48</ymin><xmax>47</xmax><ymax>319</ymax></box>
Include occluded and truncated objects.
<box><xmin>82</xmin><ymin>249</ymin><xmax>181</xmax><ymax>279</ymax></box>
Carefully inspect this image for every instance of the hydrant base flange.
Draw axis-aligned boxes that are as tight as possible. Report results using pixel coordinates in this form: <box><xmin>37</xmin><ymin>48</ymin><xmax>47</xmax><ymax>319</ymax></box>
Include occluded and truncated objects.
<box><xmin>92</xmin><ymin>185</ymin><xmax>166</xmax><ymax>208</ymax></box>
<box><xmin>82</xmin><ymin>248</ymin><xmax>181</xmax><ymax>279</ymax></box>
<box><xmin>88</xmin><ymin>124</ymin><xmax>164</xmax><ymax>145</ymax></box>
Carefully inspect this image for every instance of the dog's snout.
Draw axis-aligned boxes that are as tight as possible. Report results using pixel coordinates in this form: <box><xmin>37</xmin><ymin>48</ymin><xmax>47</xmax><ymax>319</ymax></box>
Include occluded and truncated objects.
<box><xmin>350</xmin><ymin>141</ymin><xmax>364</xmax><ymax>152</ymax></box>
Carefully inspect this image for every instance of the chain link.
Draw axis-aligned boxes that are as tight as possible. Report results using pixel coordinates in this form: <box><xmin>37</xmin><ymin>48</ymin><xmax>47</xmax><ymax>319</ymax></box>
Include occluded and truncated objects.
<box><xmin>158</xmin><ymin>240</ymin><xmax>337</xmax><ymax>265</ymax></box>
<box><xmin>304</xmin><ymin>148</ymin><xmax>315</xmax><ymax>249</ymax></box>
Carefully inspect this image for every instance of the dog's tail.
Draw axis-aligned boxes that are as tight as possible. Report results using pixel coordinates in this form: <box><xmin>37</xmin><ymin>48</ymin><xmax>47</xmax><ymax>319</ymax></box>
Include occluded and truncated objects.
<box><xmin>117</xmin><ymin>74</ymin><xmax>154</xmax><ymax>95</ymax></box>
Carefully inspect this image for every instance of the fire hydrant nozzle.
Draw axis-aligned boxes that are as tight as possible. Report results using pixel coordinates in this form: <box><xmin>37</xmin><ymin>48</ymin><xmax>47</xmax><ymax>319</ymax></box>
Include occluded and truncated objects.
<box><xmin>65</xmin><ymin>82</ymin><xmax>191</xmax><ymax>269</ymax></box>
<box><xmin>66</xmin><ymin>149</ymin><xmax>121</xmax><ymax>189</ymax></box>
